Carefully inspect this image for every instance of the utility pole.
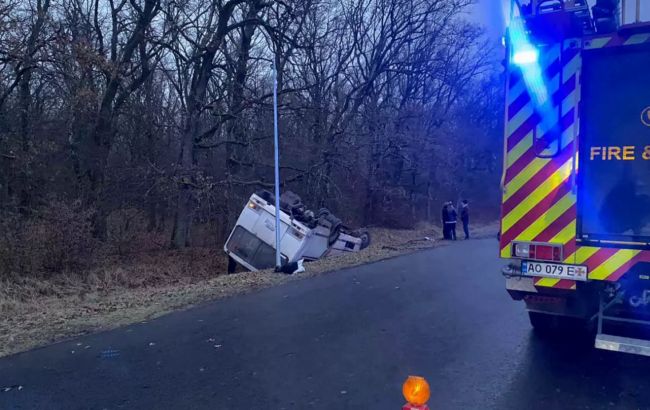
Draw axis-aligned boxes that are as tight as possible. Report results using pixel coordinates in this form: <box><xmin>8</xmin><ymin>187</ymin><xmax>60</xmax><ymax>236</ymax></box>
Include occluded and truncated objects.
<box><xmin>273</xmin><ymin>53</ymin><xmax>282</xmax><ymax>270</ymax></box>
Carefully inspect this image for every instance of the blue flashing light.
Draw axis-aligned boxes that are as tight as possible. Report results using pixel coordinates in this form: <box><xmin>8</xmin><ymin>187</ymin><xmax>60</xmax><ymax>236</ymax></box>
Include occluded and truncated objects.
<box><xmin>512</xmin><ymin>48</ymin><xmax>539</xmax><ymax>66</ymax></box>
<box><xmin>506</xmin><ymin>3</ymin><xmax>560</xmax><ymax>150</ymax></box>
<box><xmin>509</xmin><ymin>17</ymin><xmax>550</xmax><ymax>109</ymax></box>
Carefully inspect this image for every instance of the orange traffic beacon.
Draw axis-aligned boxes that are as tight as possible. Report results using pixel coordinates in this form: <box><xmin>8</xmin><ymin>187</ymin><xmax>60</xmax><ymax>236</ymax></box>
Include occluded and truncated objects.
<box><xmin>402</xmin><ymin>376</ymin><xmax>430</xmax><ymax>410</ymax></box>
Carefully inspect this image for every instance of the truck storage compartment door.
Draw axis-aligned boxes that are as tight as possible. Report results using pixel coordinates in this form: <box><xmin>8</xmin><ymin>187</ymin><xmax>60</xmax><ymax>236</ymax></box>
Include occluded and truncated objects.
<box><xmin>578</xmin><ymin>43</ymin><xmax>650</xmax><ymax>246</ymax></box>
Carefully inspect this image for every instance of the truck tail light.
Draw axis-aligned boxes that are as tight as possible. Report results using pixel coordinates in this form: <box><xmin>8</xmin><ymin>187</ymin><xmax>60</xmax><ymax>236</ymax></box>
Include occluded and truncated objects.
<box><xmin>512</xmin><ymin>242</ymin><xmax>562</xmax><ymax>262</ymax></box>
<box><xmin>553</xmin><ymin>246</ymin><xmax>562</xmax><ymax>261</ymax></box>
<box><xmin>533</xmin><ymin>245</ymin><xmax>552</xmax><ymax>260</ymax></box>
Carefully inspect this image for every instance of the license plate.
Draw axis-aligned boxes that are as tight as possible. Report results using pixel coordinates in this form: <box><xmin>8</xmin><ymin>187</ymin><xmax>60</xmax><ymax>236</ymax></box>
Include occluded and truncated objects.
<box><xmin>521</xmin><ymin>261</ymin><xmax>588</xmax><ymax>281</ymax></box>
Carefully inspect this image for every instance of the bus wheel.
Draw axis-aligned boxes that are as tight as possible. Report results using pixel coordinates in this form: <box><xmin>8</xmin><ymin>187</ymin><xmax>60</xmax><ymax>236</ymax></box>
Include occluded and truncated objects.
<box><xmin>353</xmin><ymin>229</ymin><xmax>371</xmax><ymax>250</ymax></box>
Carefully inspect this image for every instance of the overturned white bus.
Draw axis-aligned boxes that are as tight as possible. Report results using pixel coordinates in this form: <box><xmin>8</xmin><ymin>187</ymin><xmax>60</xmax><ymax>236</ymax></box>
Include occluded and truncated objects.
<box><xmin>224</xmin><ymin>191</ymin><xmax>370</xmax><ymax>272</ymax></box>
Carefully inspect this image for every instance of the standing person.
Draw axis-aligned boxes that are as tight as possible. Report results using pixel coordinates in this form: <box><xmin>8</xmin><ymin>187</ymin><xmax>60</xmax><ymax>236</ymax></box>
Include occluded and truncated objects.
<box><xmin>441</xmin><ymin>202</ymin><xmax>450</xmax><ymax>239</ymax></box>
<box><xmin>447</xmin><ymin>201</ymin><xmax>458</xmax><ymax>241</ymax></box>
<box><xmin>461</xmin><ymin>199</ymin><xmax>470</xmax><ymax>240</ymax></box>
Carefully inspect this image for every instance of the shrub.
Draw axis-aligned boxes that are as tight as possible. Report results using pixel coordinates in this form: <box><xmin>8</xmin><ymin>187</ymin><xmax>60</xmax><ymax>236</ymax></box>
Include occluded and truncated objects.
<box><xmin>107</xmin><ymin>208</ymin><xmax>148</xmax><ymax>255</ymax></box>
<box><xmin>0</xmin><ymin>200</ymin><xmax>98</xmax><ymax>278</ymax></box>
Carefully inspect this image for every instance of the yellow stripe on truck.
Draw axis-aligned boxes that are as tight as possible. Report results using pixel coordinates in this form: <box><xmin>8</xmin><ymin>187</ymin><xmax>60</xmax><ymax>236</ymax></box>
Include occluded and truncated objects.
<box><xmin>506</xmin><ymin>133</ymin><xmax>533</xmax><ymax>169</ymax></box>
<box><xmin>501</xmin><ymin>159</ymin><xmax>574</xmax><ymax>233</ymax></box>
<box><xmin>550</xmin><ymin>220</ymin><xmax>576</xmax><ymax>245</ymax></box>
<box><xmin>515</xmin><ymin>193</ymin><xmax>575</xmax><ymax>241</ymax></box>
<box><xmin>536</xmin><ymin>278</ymin><xmax>561</xmax><ymax>287</ymax></box>
<box><xmin>575</xmin><ymin>247</ymin><xmax>599</xmax><ymax>264</ymax></box>
<box><xmin>503</xmin><ymin>156</ymin><xmax>550</xmax><ymax>202</ymax></box>
<box><xmin>589</xmin><ymin>250</ymin><xmax>641</xmax><ymax>280</ymax></box>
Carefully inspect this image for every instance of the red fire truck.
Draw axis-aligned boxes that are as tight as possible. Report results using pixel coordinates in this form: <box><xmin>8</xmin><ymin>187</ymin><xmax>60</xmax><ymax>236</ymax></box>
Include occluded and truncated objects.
<box><xmin>500</xmin><ymin>0</ymin><xmax>650</xmax><ymax>355</ymax></box>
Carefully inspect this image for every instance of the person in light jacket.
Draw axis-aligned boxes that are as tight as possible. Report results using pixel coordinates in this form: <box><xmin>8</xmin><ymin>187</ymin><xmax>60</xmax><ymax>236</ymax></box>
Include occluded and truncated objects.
<box><xmin>446</xmin><ymin>202</ymin><xmax>457</xmax><ymax>241</ymax></box>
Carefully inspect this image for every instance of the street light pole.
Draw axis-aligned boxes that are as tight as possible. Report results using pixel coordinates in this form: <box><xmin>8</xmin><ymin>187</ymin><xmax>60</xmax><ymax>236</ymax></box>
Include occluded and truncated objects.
<box><xmin>272</xmin><ymin>54</ymin><xmax>282</xmax><ymax>270</ymax></box>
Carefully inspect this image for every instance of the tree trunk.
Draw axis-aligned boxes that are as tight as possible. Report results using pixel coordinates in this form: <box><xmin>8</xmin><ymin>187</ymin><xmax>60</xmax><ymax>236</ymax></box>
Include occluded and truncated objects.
<box><xmin>171</xmin><ymin>0</ymin><xmax>263</xmax><ymax>248</ymax></box>
<box><xmin>224</xmin><ymin>11</ymin><xmax>258</xmax><ymax>238</ymax></box>
<box><xmin>172</xmin><ymin>108</ymin><xmax>202</xmax><ymax>248</ymax></box>
<box><xmin>18</xmin><ymin>71</ymin><xmax>33</xmax><ymax>153</ymax></box>
<box><xmin>172</xmin><ymin>188</ymin><xmax>194</xmax><ymax>248</ymax></box>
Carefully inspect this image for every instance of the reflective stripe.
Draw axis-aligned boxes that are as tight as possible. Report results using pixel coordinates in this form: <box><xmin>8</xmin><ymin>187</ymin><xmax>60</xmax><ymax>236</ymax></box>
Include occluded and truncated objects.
<box><xmin>515</xmin><ymin>193</ymin><xmax>575</xmax><ymax>241</ymax></box>
<box><xmin>504</xmin><ymin>157</ymin><xmax>550</xmax><ymax>202</ymax></box>
<box><xmin>536</xmin><ymin>277</ymin><xmax>561</xmax><ymax>287</ymax></box>
<box><xmin>585</xmin><ymin>37</ymin><xmax>611</xmax><ymax>49</ymax></box>
<box><xmin>504</xmin><ymin>128</ymin><xmax>574</xmax><ymax>202</ymax></box>
<box><xmin>502</xmin><ymin>159</ymin><xmax>573</xmax><ymax>232</ymax></box>
<box><xmin>575</xmin><ymin>247</ymin><xmax>599</xmax><ymax>264</ymax></box>
<box><xmin>589</xmin><ymin>250</ymin><xmax>642</xmax><ymax>280</ymax></box>
<box><xmin>506</xmin><ymin>132</ymin><xmax>533</xmax><ymax>169</ymax></box>
<box><xmin>549</xmin><ymin>221</ymin><xmax>575</xmax><ymax>245</ymax></box>
<box><xmin>624</xmin><ymin>34</ymin><xmax>650</xmax><ymax>45</ymax></box>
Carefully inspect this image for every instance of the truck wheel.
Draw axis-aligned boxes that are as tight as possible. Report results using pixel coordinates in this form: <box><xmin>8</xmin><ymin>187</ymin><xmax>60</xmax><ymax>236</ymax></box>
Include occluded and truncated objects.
<box><xmin>354</xmin><ymin>230</ymin><xmax>371</xmax><ymax>250</ymax></box>
<box><xmin>328</xmin><ymin>225</ymin><xmax>341</xmax><ymax>246</ymax></box>
<box><xmin>316</xmin><ymin>208</ymin><xmax>343</xmax><ymax>245</ymax></box>
<box><xmin>528</xmin><ymin>312</ymin><xmax>587</xmax><ymax>336</ymax></box>
<box><xmin>528</xmin><ymin>312</ymin><xmax>559</xmax><ymax>335</ymax></box>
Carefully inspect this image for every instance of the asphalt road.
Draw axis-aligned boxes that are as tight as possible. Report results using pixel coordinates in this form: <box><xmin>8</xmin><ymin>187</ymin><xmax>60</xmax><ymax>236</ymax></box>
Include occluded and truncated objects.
<box><xmin>2</xmin><ymin>239</ymin><xmax>650</xmax><ymax>410</ymax></box>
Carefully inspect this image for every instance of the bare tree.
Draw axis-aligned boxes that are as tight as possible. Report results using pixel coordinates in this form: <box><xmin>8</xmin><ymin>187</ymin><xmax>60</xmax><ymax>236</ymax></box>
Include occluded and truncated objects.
<box><xmin>0</xmin><ymin>0</ymin><xmax>503</xmax><ymax>268</ymax></box>
<box><xmin>163</xmin><ymin>0</ymin><xmax>270</xmax><ymax>248</ymax></box>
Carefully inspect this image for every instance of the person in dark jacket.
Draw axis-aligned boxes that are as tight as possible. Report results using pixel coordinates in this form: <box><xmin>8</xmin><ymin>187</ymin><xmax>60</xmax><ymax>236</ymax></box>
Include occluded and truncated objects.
<box><xmin>441</xmin><ymin>203</ymin><xmax>450</xmax><ymax>239</ymax></box>
<box><xmin>461</xmin><ymin>199</ymin><xmax>470</xmax><ymax>239</ymax></box>
<box><xmin>447</xmin><ymin>202</ymin><xmax>458</xmax><ymax>241</ymax></box>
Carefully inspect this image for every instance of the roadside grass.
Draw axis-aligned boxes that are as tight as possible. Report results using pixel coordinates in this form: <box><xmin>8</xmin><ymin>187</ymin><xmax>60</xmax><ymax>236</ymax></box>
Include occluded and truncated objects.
<box><xmin>0</xmin><ymin>222</ymin><xmax>499</xmax><ymax>358</ymax></box>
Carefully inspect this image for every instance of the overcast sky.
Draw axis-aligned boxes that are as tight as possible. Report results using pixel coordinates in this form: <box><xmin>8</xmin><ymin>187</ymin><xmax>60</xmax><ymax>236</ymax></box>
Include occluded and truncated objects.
<box><xmin>471</xmin><ymin>0</ymin><xmax>507</xmax><ymax>42</ymax></box>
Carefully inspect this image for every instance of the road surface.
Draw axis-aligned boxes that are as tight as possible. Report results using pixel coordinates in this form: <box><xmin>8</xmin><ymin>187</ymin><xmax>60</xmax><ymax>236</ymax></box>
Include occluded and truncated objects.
<box><xmin>2</xmin><ymin>239</ymin><xmax>650</xmax><ymax>410</ymax></box>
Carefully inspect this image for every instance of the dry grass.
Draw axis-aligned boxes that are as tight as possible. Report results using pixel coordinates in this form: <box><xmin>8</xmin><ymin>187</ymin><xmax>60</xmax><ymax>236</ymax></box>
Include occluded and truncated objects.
<box><xmin>0</xmin><ymin>222</ymin><xmax>499</xmax><ymax>358</ymax></box>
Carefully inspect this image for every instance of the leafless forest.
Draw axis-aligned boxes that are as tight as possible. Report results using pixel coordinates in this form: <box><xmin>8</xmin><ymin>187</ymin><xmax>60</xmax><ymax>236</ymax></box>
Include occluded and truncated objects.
<box><xmin>0</xmin><ymin>0</ymin><xmax>503</xmax><ymax>278</ymax></box>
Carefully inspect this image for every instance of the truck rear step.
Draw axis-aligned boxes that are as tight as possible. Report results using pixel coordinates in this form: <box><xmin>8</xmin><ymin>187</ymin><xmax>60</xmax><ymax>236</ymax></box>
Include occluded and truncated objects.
<box><xmin>594</xmin><ymin>291</ymin><xmax>650</xmax><ymax>356</ymax></box>
<box><xmin>595</xmin><ymin>334</ymin><xmax>650</xmax><ymax>357</ymax></box>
